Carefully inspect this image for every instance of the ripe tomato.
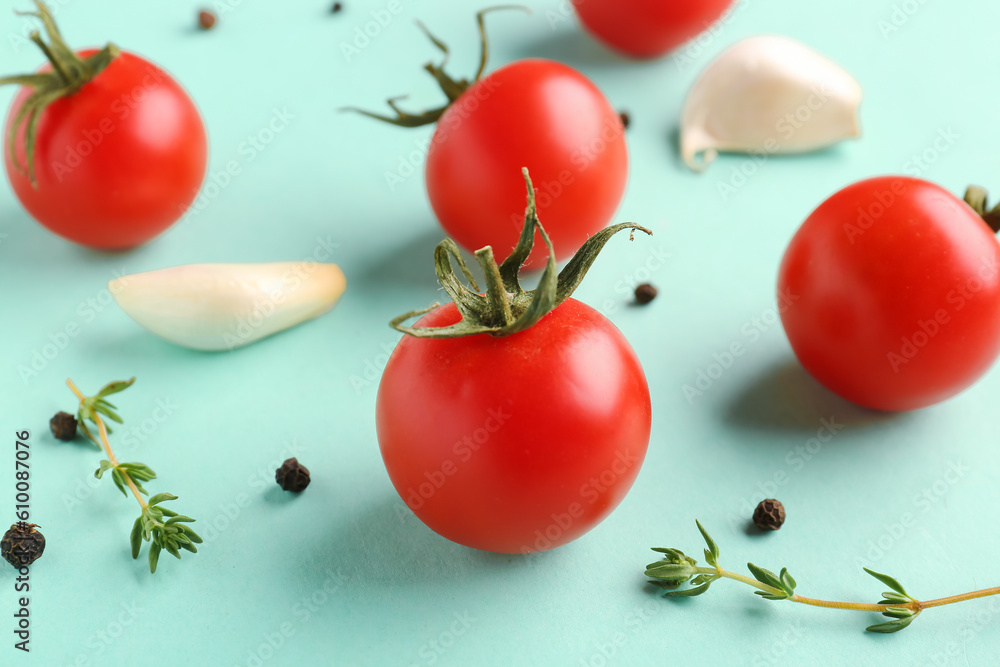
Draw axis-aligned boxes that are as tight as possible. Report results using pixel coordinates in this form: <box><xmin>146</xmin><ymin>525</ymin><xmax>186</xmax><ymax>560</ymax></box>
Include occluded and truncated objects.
<box><xmin>425</xmin><ymin>59</ymin><xmax>628</xmax><ymax>267</ymax></box>
<box><xmin>4</xmin><ymin>49</ymin><xmax>207</xmax><ymax>249</ymax></box>
<box><xmin>376</xmin><ymin>299</ymin><xmax>651</xmax><ymax>553</ymax></box>
<box><xmin>778</xmin><ymin>176</ymin><xmax>1000</xmax><ymax>411</ymax></box>
<box><xmin>571</xmin><ymin>0</ymin><xmax>735</xmax><ymax>59</ymax></box>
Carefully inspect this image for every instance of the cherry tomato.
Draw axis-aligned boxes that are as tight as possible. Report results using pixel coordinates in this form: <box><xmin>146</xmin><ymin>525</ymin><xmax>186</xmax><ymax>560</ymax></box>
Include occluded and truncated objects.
<box><xmin>4</xmin><ymin>49</ymin><xmax>207</xmax><ymax>249</ymax></box>
<box><xmin>376</xmin><ymin>299</ymin><xmax>651</xmax><ymax>553</ymax></box>
<box><xmin>426</xmin><ymin>59</ymin><xmax>628</xmax><ymax>268</ymax></box>
<box><xmin>778</xmin><ymin>176</ymin><xmax>1000</xmax><ymax>411</ymax></box>
<box><xmin>571</xmin><ymin>0</ymin><xmax>735</xmax><ymax>59</ymax></box>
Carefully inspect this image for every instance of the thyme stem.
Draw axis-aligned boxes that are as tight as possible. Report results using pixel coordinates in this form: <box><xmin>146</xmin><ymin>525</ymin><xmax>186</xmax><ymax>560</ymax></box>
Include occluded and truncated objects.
<box><xmin>66</xmin><ymin>379</ymin><xmax>147</xmax><ymax>510</ymax></box>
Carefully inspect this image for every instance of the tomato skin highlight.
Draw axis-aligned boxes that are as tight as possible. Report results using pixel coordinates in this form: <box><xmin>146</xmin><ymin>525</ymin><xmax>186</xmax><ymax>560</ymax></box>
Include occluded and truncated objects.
<box><xmin>425</xmin><ymin>59</ymin><xmax>628</xmax><ymax>268</ymax></box>
<box><xmin>778</xmin><ymin>176</ymin><xmax>1000</xmax><ymax>411</ymax></box>
<box><xmin>376</xmin><ymin>299</ymin><xmax>651</xmax><ymax>553</ymax></box>
<box><xmin>571</xmin><ymin>0</ymin><xmax>735</xmax><ymax>59</ymax></box>
<box><xmin>4</xmin><ymin>49</ymin><xmax>207</xmax><ymax>250</ymax></box>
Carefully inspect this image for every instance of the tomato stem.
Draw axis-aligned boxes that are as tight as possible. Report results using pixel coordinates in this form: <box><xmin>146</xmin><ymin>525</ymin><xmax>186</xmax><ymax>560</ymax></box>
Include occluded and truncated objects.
<box><xmin>389</xmin><ymin>168</ymin><xmax>652</xmax><ymax>339</ymax></box>
<box><xmin>340</xmin><ymin>6</ymin><xmax>531</xmax><ymax>128</ymax></box>
<box><xmin>963</xmin><ymin>186</ymin><xmax>1000</xmax><ymax>234</ymax></box>
<box><xmin>0</xmin><ymin>1</ymin><xmax>120</xmax><ymax>185</ymax></box>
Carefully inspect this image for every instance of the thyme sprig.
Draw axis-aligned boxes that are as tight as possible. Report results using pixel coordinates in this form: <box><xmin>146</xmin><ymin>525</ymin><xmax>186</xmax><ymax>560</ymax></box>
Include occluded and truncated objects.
<box><xmin>66</xmin><ymin>378</ymin><xmax>201</xmax><ymax>573</ymax></box>
<box><xmin>646</xmin><ymin>521</ymin><xmax>1000</xmax><ymax>633</ymax></box>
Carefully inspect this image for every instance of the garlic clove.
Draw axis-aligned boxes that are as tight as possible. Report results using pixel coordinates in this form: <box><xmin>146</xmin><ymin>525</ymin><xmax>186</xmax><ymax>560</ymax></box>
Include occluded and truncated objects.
<box><xmin>109</xmin><ymin>262</ymin><xmax>346</xmax><ymax>351</ymax></box>
<box><xmin>681</xmin><ymin>35</ymin><xmax>862</xmax><ymax>171</ymax></box>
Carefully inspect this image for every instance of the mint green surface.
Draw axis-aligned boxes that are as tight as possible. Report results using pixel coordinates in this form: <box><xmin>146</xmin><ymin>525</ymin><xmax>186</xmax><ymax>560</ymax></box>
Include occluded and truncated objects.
<box><xmin>2</xmin><ymin>1</ymin><xmax>1000</xmax><ymax>665</ymax></box>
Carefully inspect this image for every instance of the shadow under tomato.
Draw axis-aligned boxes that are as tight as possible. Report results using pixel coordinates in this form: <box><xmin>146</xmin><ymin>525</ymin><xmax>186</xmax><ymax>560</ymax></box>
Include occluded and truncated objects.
<box><xmin>722</xmin><ymin>359</ymin><xmax>904</xmax><ymax>434</ymax></box>
<box><xmin>355</xmin><ymin>227</ymin><xmax>460</xmax><ymax>291</ymax></box>
<box><xmin>514</xmin><ymin>28</ymin><xmax>639</xmax><ymax>69</ymax></box>
<box><xmin>295</xmin><ymin>495</ymin><xmax>580</xmax><ymax>592</ymax></box>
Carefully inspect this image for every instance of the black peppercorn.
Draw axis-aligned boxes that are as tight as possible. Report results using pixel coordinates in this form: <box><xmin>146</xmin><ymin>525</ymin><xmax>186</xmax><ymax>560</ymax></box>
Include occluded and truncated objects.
<box><xmin>276</xmin><ymin>458</ymin><xmax>311</xmax><ymax>492</ymax></box>
<box><xmin>332</xmin><ymin>2</ymin><xmax>343</xmax><ymax>12</ymax></box>
<box><xmin>50</xmin><ymin>411</ymin><xmax>77</xmax><ymax>441</ymax></box>
<box><xmin>634</xmin><ymin>283</ymin><xmax>657</xmax><ymax>304</ymax></box>
<box><xmin>619</xmin><ymin>111</ymin><xmax>631</xmax><ymax>130</ymax></box>
<box><xmin>753</xmin><ymin>499</ymin><xmax>786</xmax><ymax>531</ymax></box>
<box><xmin>2</xmin><ymin>523</ymin><xmax>45</xmax><ymax>568</ymax></box>
<box><xmin>198</xmin><ymin>10</ymin><xmax>217</xmax><ymax>30</ymax></box>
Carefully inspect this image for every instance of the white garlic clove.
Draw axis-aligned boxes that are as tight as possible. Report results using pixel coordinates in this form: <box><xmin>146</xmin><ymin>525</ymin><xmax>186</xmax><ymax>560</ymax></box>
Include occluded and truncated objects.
<box><xmin>109</xmin><ymin>262</ymin><xmax>347</xmax><ymax>351</ymax></box>
<box><xmin>681</xmin><ymin>35</ymin><xmax>863</xmax><ymax>171</ymax></box>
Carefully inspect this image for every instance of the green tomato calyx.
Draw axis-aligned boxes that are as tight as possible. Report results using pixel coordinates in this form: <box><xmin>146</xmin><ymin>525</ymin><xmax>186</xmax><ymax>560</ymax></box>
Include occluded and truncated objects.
<box><xmin>340</xmin><ymin>6</ymin><xmax>530</xmax><ymax>128</ymax></box>
<box><xmin>0</xmin><ymin>1</ymin><xmax>120</xmax><ymax>186</ymax></box>
<box><xmin>390</xmin><ymin>168</ymin><xmax>652</xmax><ymax>339</ymax></box>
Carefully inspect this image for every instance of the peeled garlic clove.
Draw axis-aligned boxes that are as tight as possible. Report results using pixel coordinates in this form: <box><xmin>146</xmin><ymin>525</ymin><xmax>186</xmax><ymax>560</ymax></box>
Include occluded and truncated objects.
<box><xmin>109</xmin><ymin>262</ymin><xmax>346</xmax><ymax>351</ymax></box>
<box><xmin>681</xmin><ymin>35</ymin><xmax>862</xmax><ymax>171</ymax></box>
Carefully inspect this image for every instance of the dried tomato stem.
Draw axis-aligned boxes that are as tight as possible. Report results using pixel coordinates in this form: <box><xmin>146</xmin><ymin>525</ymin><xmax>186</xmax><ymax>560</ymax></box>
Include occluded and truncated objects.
<box><xmin>963</xmin><ymin>185</ymin><xmax>1000</xmax><ymax>234</ymax></box>
<box><xmin>341</xmin><ymin>6</ymin><xmax>530</xmax><ymax>128</ymax></box>
<box><xmin>389</xmin><ymin>168</ymin><xmax>652</xmax><ymax>339</ymax></box>
<box><xmin>0</xmin><ymin>1</ymin><xmax>120</xmax><ymax>184</ymax></box>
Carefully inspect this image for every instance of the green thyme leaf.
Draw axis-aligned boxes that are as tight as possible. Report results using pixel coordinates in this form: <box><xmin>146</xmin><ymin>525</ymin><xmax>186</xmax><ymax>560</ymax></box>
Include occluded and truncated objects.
<box><xmin>866</xmin><ymin>612</ymin><xmax>919</xmax><ymax>633</ymax></box>
<box><xmin>147</xmin><ymin>492</ymin><xmax>178</xmax><ymax>506</ymax></box>
<box><xmin>779</xmin><ymin>568</ymin><xmax>797</xmax><ymax>596</ymax></box>
<box><xmin>130</xmin><ymin>517</ymin><xmax>143</xmax><ymax>559</ymax></box>
<box><xmin>747</xmin><ymin>563</ymin><xmax>783</xmax><ymax>591</ymax></box>
<box><xmin>754</xmin><ymin>590</ymin><xmax>790</xmax><ymax>601</ymax></box>
<box><xmin>696</xmin><ymin>520</ymin><xmax>720</xmax><ymax>568</ymax></box>
<box><xmin>148</xmin><ymin>542</ymin><xmax>161</xmax><ymax>573</ymax></box>
<box><xmin>881</xmin><ymin>606</ymin><xmax>915</xmax><ymax>619</ymax></box>
<box><xmin>662</xmin><ymin>583</ymin><xmax>712</xmax><ymax>598</ymax></box>
<box><xmin>97</xmin><ymin>378</ymin><xmax>135</xmax><ymax>398</ymax></box>
<box><xmin>110</xmin><ymin>468</ymin><xmax>128</xmax><ymax>497</ymax></box>
<box><xmin>94</xmin><ymin>459</ymin><xmax>113</xmax><ymax>478</ymax></box>
<box><xmin>178</xmin><ymin>525</ymin><xmax>202</xmax><ymax>543</ymax></box>
<box><xmin>864</xmin><ymin>568</ymin><xmax>910</xmax><ymax>599</ymax></box>
<box><xmin>91</xmin><ymin>401</ymin><xmax>123</xmax><ymax>424</ymax></box>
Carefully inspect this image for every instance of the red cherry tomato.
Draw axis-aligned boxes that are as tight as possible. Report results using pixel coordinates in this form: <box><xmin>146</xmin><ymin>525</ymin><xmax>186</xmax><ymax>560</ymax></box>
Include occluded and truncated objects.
<box><xmin>4</xmin><ymin>49</ymin><xmax>207</xmax><ymax>249</ymax></box>
<box><xmin>376</xmin><ymin>299</ymin><xmax>651</xmax><ymax>553</ymax></box>
<box><xmin>571</xmin><ymin>0</ymin><xmax>735</xmax><ymax>59</ymax></box>
<box><xmin>778</xmin><ymin>176</ymin><xmax>1000</xmax><ymax>411</ymax></box>
<box><xmin>426</xmin><ymin>59</ymin><xmax>628</xmax><ymax>268</ymax></box>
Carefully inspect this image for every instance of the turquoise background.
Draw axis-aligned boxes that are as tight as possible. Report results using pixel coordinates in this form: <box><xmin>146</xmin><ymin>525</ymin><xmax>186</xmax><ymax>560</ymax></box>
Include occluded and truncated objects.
<box><xmin>2</xmin><ymin>0</ymin><xmax>1000</xmax><ymax>664</ymax></box>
